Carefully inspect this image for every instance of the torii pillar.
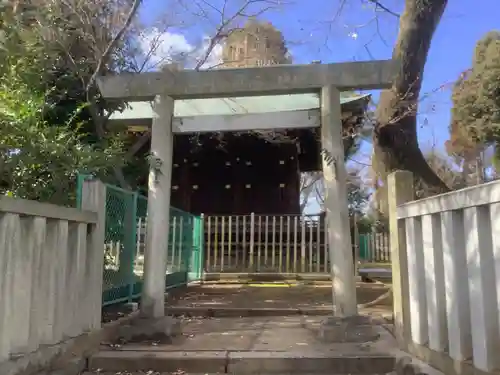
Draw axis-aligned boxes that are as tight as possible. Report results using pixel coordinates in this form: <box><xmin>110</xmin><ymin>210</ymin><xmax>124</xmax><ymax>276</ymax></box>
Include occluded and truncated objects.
<box><xmin>96</xmin><ymin>59</ymin><xmax>396</xmax><ymax>329</ymax></box>
<box><xmin>321</xmin><ymin>86</ymin><xmax>357</xmax><ymax>316</ymax></box>
<box><xmin>145</xmin><ymin>87</ymin><xmax>358</xmax><ymax>318</ymax></box>
<box><xmin>141</xmin><ymin>95</ymin><xmax>174</xmax><ymax>318</ymax></box>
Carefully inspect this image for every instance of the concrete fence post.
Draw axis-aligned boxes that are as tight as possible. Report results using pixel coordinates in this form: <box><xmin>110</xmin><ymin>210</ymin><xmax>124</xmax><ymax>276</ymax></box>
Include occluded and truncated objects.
<box><xmin>125</xmin><ymin>192</ymin><xmax>138</xmax><ymax>302</ymax></box>
<box><xmin>387</xmin><ymin>170</ymin><xmax>414</xmax><ymax>349</ymax></box>
<box><xmin>81</xmin><ymin>178</ymin><xmax>106</xmax><ymax>330</ymax></box>
<box><xmin>249</xmin><ymin>212</ymin><xmax>255</xmax><ymax>269</ymax></box>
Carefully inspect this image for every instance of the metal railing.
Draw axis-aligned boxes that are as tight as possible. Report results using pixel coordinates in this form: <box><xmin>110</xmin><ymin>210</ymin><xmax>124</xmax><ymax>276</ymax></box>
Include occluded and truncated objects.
<box><xmin>77</xmin><ymin>175</ymin><xmax>204</xmax><ymax>306</ymax></box>
<box><xmin>201</xmin><ymin>213</ymin><xmax>390</xmax><ymax>273</ymax></box>
<box><xmin>359</xmin><ymin>232</ymin><xmax>391</xmax><ymax>263</ymax></box>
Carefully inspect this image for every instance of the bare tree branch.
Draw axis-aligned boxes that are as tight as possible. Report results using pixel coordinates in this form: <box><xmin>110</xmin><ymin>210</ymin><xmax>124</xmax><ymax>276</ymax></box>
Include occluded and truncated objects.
<box><xmin>365</xmin><ymin>0</ymin><xmax>400</xmax><ymax>18</ymax></box>
<box><xmin>86</xmin><ymin>0</ymin><xmax>143</xmax><ymax>91</ymax></box>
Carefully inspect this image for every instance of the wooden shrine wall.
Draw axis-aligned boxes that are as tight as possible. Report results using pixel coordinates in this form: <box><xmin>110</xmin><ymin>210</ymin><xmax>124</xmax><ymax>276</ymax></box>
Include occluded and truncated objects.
<box><xmin>170</xmin><ymin>135</ymin><xmax>301</xmax><ymax>215</ymax></box>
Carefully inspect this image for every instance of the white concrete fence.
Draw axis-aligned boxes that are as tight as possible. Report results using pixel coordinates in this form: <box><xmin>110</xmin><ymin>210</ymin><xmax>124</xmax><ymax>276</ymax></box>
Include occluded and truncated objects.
<box><xmin>203</xmin><ymin>214</ymin><xmax>330</xmax><ymax>273</ymax></box>
<box><xmin>0</xmin><ymin>180</ymin><xmax>105</xmax><ymax>366</ymax></box>
<box><xmin>128</xmin><ymin>214</ymin><xmax>389</xmax><ymax>274</ymax></box>
<box><xmin>199</xmin><ymin>214</ymin><xmax>390</xmax><ymax>273</ymax></box>
<box><xmin>389</xmin><ymin>171</ymin><xmax>500</xmax><ymax>374</ymax></box>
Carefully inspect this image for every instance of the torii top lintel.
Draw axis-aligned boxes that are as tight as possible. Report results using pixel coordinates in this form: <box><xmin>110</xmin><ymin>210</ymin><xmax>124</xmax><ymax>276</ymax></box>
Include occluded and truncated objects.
<box><xmin>97</xmin><ymin>59</ymin><xmax>396</xmax><ymax>101</ymax></box>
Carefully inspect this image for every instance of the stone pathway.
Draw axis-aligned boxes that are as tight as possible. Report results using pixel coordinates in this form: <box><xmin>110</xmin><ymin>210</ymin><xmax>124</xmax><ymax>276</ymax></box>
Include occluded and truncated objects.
<box><xmin>86</xmin><ymin>282</ymin><xmax>399</xmax><ymax>374</ymax></box>
<box><xmin>167</xmin><ymin>281</ymin><xmax>393</xmax><ymax>319</ymax></box>
<box><xmin>89</xmin><ymin>315</ymin><xmax>398</xmax><ymax>374</ymax></box>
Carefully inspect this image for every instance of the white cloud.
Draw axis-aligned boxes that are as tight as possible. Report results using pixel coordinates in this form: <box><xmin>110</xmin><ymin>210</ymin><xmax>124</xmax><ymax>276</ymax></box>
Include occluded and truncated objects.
<box><xmin>139</xmin><ymin>29</ymin><xmax>223</xmax><ymax>70</ymax></box>
<box><xmin>196</xmin><ymin>35</ymin><xmax>224</xmax><ymax>69</ymax></box>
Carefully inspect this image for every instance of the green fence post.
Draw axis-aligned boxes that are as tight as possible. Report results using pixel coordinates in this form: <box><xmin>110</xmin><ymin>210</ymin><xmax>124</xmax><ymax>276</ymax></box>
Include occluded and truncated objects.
<box><xmin>191</xmin><ymin>214</ymin><xmax>204</xmax><ymax>281</ymax></box>
<box><xmin>76</xmin><ymin>174</ymin><xmax>82</xmax><ymax>209</ymax></box>
<box><xmin>359</xmin><ymin>234</ymin><xmax>368</xmax><ymax>261</ymax></box>
<box><xmin>190</xmin><ymin>216</ymin><xmax>198</xmax><ymax>281</ymax></box>
<box><xmin>95</xmin><ymin>180</ymin><xmax>205</xmax><ymax>307</ymax></box>
<box><xmin>124</xmin><ymin>191</ymin><xmax>138</xmax><ymax>303</ymax></box>
<box><xmin>76</xmin><ymin>173</ymin><xmax>90</xmax><ymax>209</ymax></box>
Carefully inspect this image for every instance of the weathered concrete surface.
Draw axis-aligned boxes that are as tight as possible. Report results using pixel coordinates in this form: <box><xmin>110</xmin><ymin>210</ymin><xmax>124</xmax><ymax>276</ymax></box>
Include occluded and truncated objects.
<box><xmin>83</xmin><ymin>374</ymin><xmax>393</xmax><ymax>375</ymax></box>
<box><xmin>166</xmin><ymin>282</ymin><xmax>393</xmax><ymax>319</ymax></box>
<box><xmin>0</xmin><ymin>311</ymin><xmax>139</xmax><ymax>375</ymax></box>
<box><xmin>318</xmin><ymin>315</ymin><xmax>381</xmax><ymax>343</ymax></box>
<box><xmin>359</xmin><ymin>268</ymin><xmax>392</xmax><ymax>282</ymax></box>
<box><xmin>203</xmin><ymin>270</ymin><xmax>392</xmax><ymax>283</ymax></box>
<box><xmin>202</xmin><ymin>272</ymin><xmax>337</xmax><ymax>282</ymax></box>
<box><xmin>31</xmin><ymin>358</ymin><xmax>85</xmax><ymax>375</ymax></box>
<box><xmin>116</xmin><ymin>315</ymin><xmax>182</xmax><ymax>343</ymax></box>
<box><xmin>89</xmin><ymin>316</ymin><xmax>398</xmax><ymax>374</ymax></box>
<box><xmin>406</xmin><ymin>340</ymin><xmax>498</xmax><ymax>375</ymax></box>
<box><xmin>89</xmin><ymin>350</ymin><xmax>228</xmax><ymax>373</ymax></box>
<box><xmin>82</xmin><ymin>373</ymin><xmax>222</xmax><ymax>375</ymax></box>
<box><xmin>97</xmin><ymin>60</ymin><xmax>396</xmax><ymax>100</ymax></box>
<box><xmin>0</xmin><ymin>181</ymin><xmax>106</xmax><ymax>375</ymax></box>
<box><xmin>77</xmin><ymin>284</ymin><xmax>444</xmax><ymax>375</ymax></box>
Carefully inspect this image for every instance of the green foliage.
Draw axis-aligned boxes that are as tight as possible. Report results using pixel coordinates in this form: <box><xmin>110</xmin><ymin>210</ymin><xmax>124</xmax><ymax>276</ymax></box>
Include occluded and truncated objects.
<box><xmin>0</xmin><ymin>60</ymin><xmax>124</xmax><ymax>205</ymax></box>
<box><xmin>0</xmin><ymin>2</ymin><xmax>131</xmax><ymax>204</ymax></box>
<box><xmin>355</xmin><ymin>216</ymin><xmax>376</xmax><ymax>234</ymax></box>
<box><xmin>451</xmin><ymin>31</ymin><xmax>500</xmax><ymax>161</ymax></box>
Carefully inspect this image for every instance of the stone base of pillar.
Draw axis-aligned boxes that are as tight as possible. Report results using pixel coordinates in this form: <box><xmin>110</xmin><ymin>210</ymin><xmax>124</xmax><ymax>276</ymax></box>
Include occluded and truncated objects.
<box><xmin>123</xmin><ymin>302</ymin><xmax>139</xmax><ymax>313</ymax></box>
<box><xmin>117</xmin><ymin>315</ymin><xmax>181</xmax><ymax>344</ymax></box>
<box><xmin>317</xmin><ymin>315</ymin><xmax>380</xmax><ymax>343</ymax></box>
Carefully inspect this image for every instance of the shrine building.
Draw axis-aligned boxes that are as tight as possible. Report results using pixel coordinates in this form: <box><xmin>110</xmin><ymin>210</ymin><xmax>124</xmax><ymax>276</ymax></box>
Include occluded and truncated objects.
<box><xmin>108</xmin><ymin>20</ymin><xmax>371</xmax><ymax>215</ymax></box>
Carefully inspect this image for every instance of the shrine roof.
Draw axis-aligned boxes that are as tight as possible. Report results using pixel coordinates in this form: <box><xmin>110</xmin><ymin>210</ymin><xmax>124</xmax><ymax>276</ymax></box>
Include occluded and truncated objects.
<box><xmin>108</xmin><ymin>92</ymin><xmax>370</xmax><ymax>125</ymax></box>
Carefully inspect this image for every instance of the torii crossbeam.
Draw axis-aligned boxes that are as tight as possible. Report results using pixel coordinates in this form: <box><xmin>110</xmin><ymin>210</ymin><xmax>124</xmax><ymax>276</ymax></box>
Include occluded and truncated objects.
<box><xmin>97</xmin><ymin>59</ymin><xmax>396</xmax><ymax>322</ymax></box>
<box><xmin>98</xmin><ymin>60</ymin><xmax>395</xmax><ymax>100</ymax></box>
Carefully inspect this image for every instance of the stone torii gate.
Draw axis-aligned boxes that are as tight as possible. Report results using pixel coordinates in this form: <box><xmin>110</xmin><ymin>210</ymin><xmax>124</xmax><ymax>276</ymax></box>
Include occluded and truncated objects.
<box><xmin>97</xmin><ymin>60</ymin><xmax>395</xmax><ymax>326</ymax></box>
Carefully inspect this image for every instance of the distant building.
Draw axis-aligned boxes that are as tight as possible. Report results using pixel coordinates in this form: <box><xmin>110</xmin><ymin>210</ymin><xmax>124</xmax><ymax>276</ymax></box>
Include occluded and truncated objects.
<box><xmin>221</xmin><ymin>19</ymin><xmax>291</xmax><ymax>67</ymax></box>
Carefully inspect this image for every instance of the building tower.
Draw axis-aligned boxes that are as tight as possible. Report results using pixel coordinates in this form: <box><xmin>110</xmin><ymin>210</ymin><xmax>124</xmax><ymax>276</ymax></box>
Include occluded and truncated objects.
<box><xmin>222</xmin><ymin>19</ymin><xmax>291</xmax><ymax>67</ymax></box>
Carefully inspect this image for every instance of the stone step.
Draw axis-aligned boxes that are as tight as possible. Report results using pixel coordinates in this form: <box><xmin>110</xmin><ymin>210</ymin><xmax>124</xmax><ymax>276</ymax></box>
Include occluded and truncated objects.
<box><xmin>82</xmin><ymin>373</ymin><xmax>223</xmax><ymax>375</ymax></box>
<box><xmin>88</xmin><ymin>350</ymin><xmax>396</xmax><ymax>374</ymax></box>
<box><xmin>84</xmin><ymin>374</ymin><xmax>393</xmax><ymax>375</ymax></box>
<box><xmin>166</xmin><ymin>305</ymin><xmax>334</xmax><ymax>317</ymax></box>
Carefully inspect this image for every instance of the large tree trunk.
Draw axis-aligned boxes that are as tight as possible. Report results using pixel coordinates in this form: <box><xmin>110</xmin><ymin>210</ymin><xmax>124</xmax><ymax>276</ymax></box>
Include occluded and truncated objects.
<box><xmin>373</xmin><ymin>0</ymin><xmax>450</xmax><ymax>197</ymax></box>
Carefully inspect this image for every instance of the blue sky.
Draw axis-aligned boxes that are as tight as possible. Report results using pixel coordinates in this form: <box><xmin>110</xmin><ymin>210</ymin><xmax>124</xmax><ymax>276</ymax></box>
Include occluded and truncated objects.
<box><xmin>140</xmin><ymin>0</ymin><xmax>498</xmax><ymax>152</ymax></box>
<box><xmin>137</xmin><ymin>0</ymin><xmax>498</xmax><ymax>214</ymax></box>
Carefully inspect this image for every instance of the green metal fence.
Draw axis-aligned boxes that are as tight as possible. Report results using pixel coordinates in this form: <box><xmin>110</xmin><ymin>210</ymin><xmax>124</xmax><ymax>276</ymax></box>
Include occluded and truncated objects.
<box><xmin>77</xmin><ymin>175</ymin><xmax>204</xmax><ymax>306</ymax></box>
<box><xmin>358</xmin><ymin>232</ymin><xmax>390</xmax><ymax>263</ymax></box>
<box><xmin>166</xmin><ymin>207</ymin><xmax>204</xmax><ymax>288</ymax></box>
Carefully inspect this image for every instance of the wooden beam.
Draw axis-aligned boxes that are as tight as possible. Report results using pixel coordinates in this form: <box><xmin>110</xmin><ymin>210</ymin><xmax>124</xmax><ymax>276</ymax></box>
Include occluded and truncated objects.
<box><xmin>97</xmin><ymin>60</ymin><xmax>396</xmax><ymax>100</ymax></box>
<box><xmin>110</xmin><ymin>109</ymin><xmax>321</xmax><ymax>133</ymax></box>
<box><xmin>174</xmin><ymin>109</ymin><xmax>319</xmax><ymax>133</ymax></box>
